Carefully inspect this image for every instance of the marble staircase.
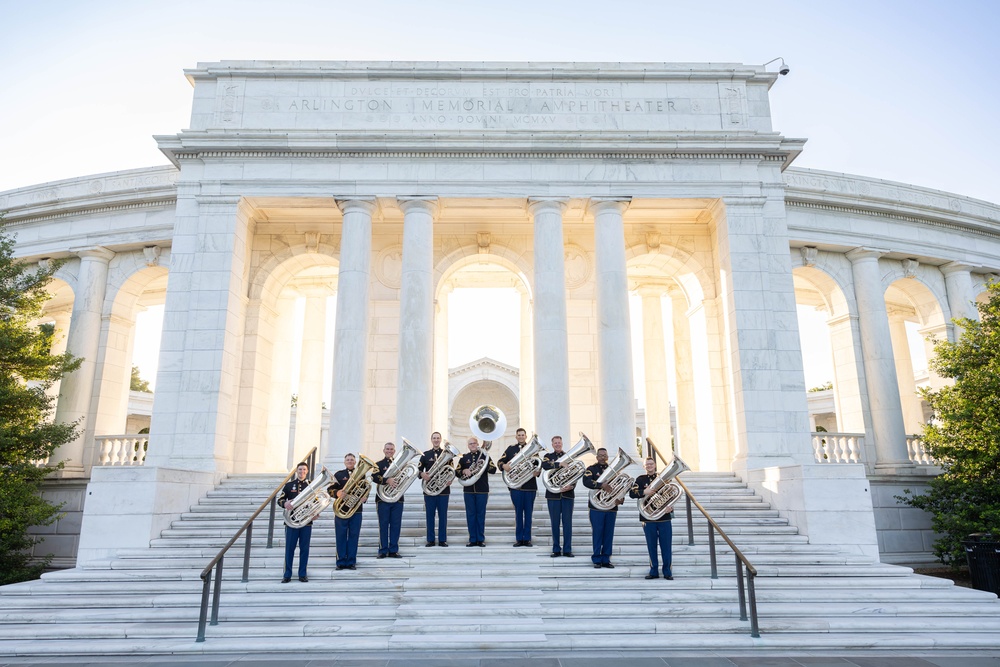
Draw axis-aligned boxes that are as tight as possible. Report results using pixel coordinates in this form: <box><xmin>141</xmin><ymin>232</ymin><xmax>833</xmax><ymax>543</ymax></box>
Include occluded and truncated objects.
<box><xmin>2</xmin><ymin>471</ymin><xmax>999</xmax><ymax>656</ymax></box>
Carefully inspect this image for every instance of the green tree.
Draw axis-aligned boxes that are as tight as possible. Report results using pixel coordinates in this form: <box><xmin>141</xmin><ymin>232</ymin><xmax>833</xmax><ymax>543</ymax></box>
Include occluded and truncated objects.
<box><xmin>0</xmin><ymin>222</ymin><xmax>81</xmax><ymax>584</ymax></box>
<box><xmin>899</xmin><ymin>282</ymin><xmax>1000</xmax><ymax>567</ymax></box>
<box><xmin>130</xmin><ymin>365</ymin><xmax>151</xmax><ymax>392</ymax></box>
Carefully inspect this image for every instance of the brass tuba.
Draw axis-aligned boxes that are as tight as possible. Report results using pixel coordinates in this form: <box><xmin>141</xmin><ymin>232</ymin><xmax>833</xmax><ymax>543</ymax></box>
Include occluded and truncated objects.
<box><xmin>375</xmin><ymin>439</ymin><xmax>421</xmax><ymax>503</ymax></box>
<box><xmin>589</xmin><ymin>447</ymin><xmax>639</xmax><ymax>511</ymax></box>
<box><xmin>283</xmin><ymin>467</ymin><xmax>335</xmax><ymax>528</ymax></box>
<box><xmin>637</xmin><ymin>452</ymin><xmax>690</xmax><ymax>521</ymax></box>
<box><xmin>501</xmin><ymin>434</ymin><xmax>545</xmax><ymax>489</ymax></box>
<box><xmin>541</xmin><ymin>432</ymin><xmax>596</xmax><ymax>494</ymax></box>
<box><xmin>459</xmin><ymin>405</ymin><xmax>506</xmax><ymax>487</ymax></box>
<box><xmin>421</xmin><ymin>442</ymin><xmax>460</xmax><ymax>496</ymax></box>
<box><xmin>332</xmin><ymin>455</ymin><xmax>376</xmax><ymax>519</ymax></box>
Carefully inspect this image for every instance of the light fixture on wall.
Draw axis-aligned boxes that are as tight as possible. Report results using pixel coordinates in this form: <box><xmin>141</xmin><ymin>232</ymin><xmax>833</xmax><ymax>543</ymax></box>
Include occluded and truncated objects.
<box><xmin>763</xmin><ymin>57</ymin><xmax>790</xmax><ymax>76</ymax></box>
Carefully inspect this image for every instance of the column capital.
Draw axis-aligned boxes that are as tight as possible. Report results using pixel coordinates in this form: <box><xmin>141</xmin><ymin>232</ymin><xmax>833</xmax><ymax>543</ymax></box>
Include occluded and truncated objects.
<box><xmin>586</xmin><ymin>197</ymin><xmax>631</xmax><ymax>216</ymax></box>
<box><xmin>845</xmin><ymin>247</ymin><xmax>888</xmax><ymax>263</ymax></box>
<box><xmin>336</xmin><ymin>197</ymin><xmax>378</xmax><ymax>217</ymax></box>
<box><xmin>71</xmin><ymin>246</ymin><xmax>115</xmax><ymax>262</ymax></box>
<box><xmin>527</xmin><ymin>197</ymin><xmax>569</xmax><ymax>216</ymax></box>
<box><xmin>397</xmin><ymin>196</ymin><xmax>439</xmax><ymax>217</ymax></box>
<box><xmin>940</xmin><ymin>261</ymin><xmax>976</xmax><ymax>276</ymax></box>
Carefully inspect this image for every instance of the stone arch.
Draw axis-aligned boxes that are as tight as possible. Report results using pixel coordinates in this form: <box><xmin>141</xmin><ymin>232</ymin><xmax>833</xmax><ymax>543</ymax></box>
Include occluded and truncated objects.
<box><xmin>434</xmin><ymin>244</ymin><xmax>533</xmax><ymax>299</ymax></box>
<box><xmin>449</xmin><ymin>378</ymin><xmax>519</xmax><ymax>446</ymax></box>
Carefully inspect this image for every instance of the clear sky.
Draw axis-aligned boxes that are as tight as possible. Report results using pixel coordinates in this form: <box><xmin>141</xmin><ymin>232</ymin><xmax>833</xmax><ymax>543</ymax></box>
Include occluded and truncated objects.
<box><xmin>1</xmin><ymin>0</ymin><xmax>998</xmax><ymax>202</ymax></box>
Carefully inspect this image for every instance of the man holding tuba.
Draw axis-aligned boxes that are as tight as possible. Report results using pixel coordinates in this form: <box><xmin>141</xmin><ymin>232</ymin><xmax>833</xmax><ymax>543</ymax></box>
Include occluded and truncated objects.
<box><xmin>371</xmin><ymin>442</ymin><xmax>405</xmax><ymax>559</ymax></box>
<box><xmin>329</xmin><ymin>453</ymin><xmax>367</xmax><ymax>571</ymax></box>
<box><xmin>497</xmin><ymin>427</ymin><xmax>540</xmax><ymax>547</ymax></box>
<box><xmin>277</xmin><ymin>462</ymin><xmax>314</xmax><ymax>583</ymax></box>
<box><xmin>418</xmin><ymin>431</ymin><xmax>451</xmax><ymax>547</ymax></box>
<box><xmin>629</xmin><ymin>457</ymin><xmax>674</xmax><ymax>580</ymax></box>
<box><xmin>541</xmin><ymin>435</ymin><xmax>576</xmax><ymax>557</ymax></box>
<box><xmin>582</xmin><ymin>448</ymin><xmax>623</xmax><ymax>568</ymax></box>
<box><xmin>457</xmin><ymin>436</ymin><xmax>496</xmax><ymax>546</ymax></box>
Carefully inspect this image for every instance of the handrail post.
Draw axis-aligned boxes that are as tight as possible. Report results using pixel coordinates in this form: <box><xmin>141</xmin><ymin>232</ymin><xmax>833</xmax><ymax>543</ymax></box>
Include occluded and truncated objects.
<box><xmin>735</xmin><ymin>556</ymin><xmax>748</xmax><ymax>621</ymax></box>
<box><xmin>707</xmin><ymin>520</ymin><xmax>718</xmax><ymax>579</ymax></box>
<box><xmin>685</xmin><ymin>492</ymin><xmax>694</xmax><ymax>545</ymax></box>
<box><xmin>196</xmin><ymin>571</ymin><xmax>212</xmax><ymax>642</ymax></box>
<box><xmin>267</xmin><ymin>496</ymin><xmax>277</xmax><ymax>548</ymax></box>
<box><xmin>242</xmin><ymin>521</ymin><xmax>253</xmax><ymax>583</ymax></box>
<box><xmin>210</xmin><ymin>554</ymin><xmax>224</xmax><ymax>625</ymax></box>
<box><xmin>748</xmin><ymin>571</ymin><xmax>760</xmax><ymax>638</ymax></box>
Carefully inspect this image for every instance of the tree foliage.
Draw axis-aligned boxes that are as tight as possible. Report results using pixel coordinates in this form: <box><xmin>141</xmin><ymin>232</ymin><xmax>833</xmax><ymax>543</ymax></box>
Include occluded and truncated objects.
<box><xmin>899</xmin><ymin>282</ymin><xmax>1000</xmax><ymax>566</ymax></box>
<box><xmin>130</xmin><ymin>365</ymin><xmax>151</xmax><ymax>393</ymax></box>
<box><xmin>0</xmin><ymin>222</ymin><xmax>81</xmax><ymax>584</ymax></box>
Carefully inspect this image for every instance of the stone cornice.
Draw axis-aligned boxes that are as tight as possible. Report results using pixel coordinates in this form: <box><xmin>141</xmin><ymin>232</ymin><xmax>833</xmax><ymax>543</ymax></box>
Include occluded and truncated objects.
<box><xmin>449</xmin><ymin>357</ymin><xmax>519</xmax><ymax>378</ymax></box>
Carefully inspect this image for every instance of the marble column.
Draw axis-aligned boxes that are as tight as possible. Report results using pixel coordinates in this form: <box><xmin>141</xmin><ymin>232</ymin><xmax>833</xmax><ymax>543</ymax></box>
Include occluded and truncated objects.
<box><xmin>638</xmin><ymin>285</ymin><xmax>673</xmax><ymax>455</ymax></box>
<box><xmin>327</xmin><ymin>198</ymin><xmax>376</xmax><ymax>465</ymax></box>
<box><xmin>941</xmin><ymin>262</ymin><xmax>979</xmax><ymax>339</ymax></box>
<box><xmin>52</xmin><ymin>246</ymin><xmax>115</xmax><ymax>475</ymax></box>
<box><xmin>846</xmin><ymin>247</ymin><xmax>911</xmax><ymax>470</ymax></box>
<box><xmin>826</xmin><ymin>313</ymin><xmax>870</xmax><ymax>434</ymax></box>
<box><xmin>293</xmin><ymin>283</ymin><xmax>328</xmax><ymax>462</ymax></box>
<box><xmin>267</xmin><ymin>295</ymin><xmax>297</xmax><ymax>470</ymax></box>
<box><xmin>432</xmin><ymin>281</ymin><xmax>453</xmax><ymax>439</ymax></box>
<box><xmin>395</xmin><ymin>197</ymin><xmax>437</xmax><ymax>446</ymax></box>
<box><xmin>517</xmin><ymin>284</ymin><xmax>535</xmax><ymax>432</ymax></box>
<box><xmin>46</xmin><ymin>309</ymin><xmax>73</xmax><ymax>404</ymax></box>
<box><xmin>529</xmin><ymin>198</ymin><xmax>571</xmax><ymax>444</ymax></box>
<box><xmin>590</xmin><ymin>198</ymin><xmax>637</xmax><ymax>451</ymax></box>
<box><xmin>887</xmin><ymin>310</ymin><xmax>923</xmax><ymax>435</ymax></box>
<box><xmin>668</xmin><ymin>287</ymin><xmax>700</xmax><ymax>469</ymax></box>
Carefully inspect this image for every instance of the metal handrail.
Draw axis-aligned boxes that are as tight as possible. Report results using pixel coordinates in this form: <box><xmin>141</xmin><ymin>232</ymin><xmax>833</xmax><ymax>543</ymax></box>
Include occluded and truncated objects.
<box><xmin>648</xmin><ymin>440</ymin><xmax>760</xmax><ymax>637</ymax></box>
<box><xmin>195</xmin><ymin>448</ymin><xmax>317</xmax><ymax>642</ymax></box>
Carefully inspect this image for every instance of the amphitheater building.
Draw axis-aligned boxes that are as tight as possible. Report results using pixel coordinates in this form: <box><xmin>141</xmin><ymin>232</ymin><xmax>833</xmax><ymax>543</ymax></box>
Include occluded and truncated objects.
<box><xmin>3</xmin><ymin>60</ymin><xmax>999</xmax><ymax>568</ymax></box>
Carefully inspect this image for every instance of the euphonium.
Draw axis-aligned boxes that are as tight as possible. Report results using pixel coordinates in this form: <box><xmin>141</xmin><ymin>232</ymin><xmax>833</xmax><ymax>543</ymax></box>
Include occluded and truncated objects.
<box><xmin>422</xmin><ymin>442</ymin><xmax>460</xmax><ymax>496</ymax></box>
<box><xmin>375</xmin><ymin>439</ymin><xmax>421</xmax><ymax>503</ymax></box>
<box><xmin>332</xmin><ymin>455</ymin><xmax>376</xmax><ymax>519</ymax></box>
<box><xmin>501</xmin><ymin>434</ymin><xmax>545</xmax><ymax>489</ymax></box>
<box><xmin>638</xmin><ymin>453</ymin><xmax>690</xmax><ymax>521</ymax></box>
<box><xmin>541</xmin><ymin>432</ymin><xmax>596</xmax><ymax>494</ymax></box>
<box><xmin>589</xmin><ymin>447</ymin><xmax>639</xmax><ymax>511</ymax></box>
<box><xmin>460</xmin><ymin>405</ymin><xmax>506</xmax><ymax>487</ymax></box>
<box><xmin>284</xmin><ymin>467</ymin><xmax>335</xmax><ymax>528</ymax></box>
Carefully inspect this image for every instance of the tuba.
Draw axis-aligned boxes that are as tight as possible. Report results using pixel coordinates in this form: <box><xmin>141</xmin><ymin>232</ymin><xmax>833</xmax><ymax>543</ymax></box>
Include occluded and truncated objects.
<box><xmin>501</xmin><ymin>434</ymin><xmax>545</xmax><ymax>489</ymax></box>
<box><xmin>283</xmin><ymin>467</ymin><xmax>335</xmax><ymax>528</ymax></box>
<box><xmin>332</xmin><ymin>455</ymin><xmax>376</xmax><ymax>519</ymax></box>
<box><xmin>589</xmin><ymin>447</ymin><xmax>639</xmax><ymax>511</ymax></box>
<box><xmin>375</xmin><ymin>439</ymin><xmax>421</xmax><ymax>503</ymax></box>
<box><xmin>541</xmin><ymin>432</ymin><xmax>596</xmax><ymax>494</ymax></box>
<box><xmin>638</xmin><ymin>453</ymin><xmax>690</xmax><ymax>521</ymax></box>
<box><xmin>421</xmin><ymin>442</ymin><xmax>460</xmax><ymax>496</ymax></box>
<box><xmin>460</xmin><ymin>405</ymin><xmax>506</xmax><ymax>487</ymax></box>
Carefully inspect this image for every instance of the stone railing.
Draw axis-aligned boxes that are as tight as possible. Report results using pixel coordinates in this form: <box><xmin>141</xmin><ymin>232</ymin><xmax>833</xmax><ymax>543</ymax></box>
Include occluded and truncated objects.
<box><xmin>906</xmin><ymin>435</ymin><xmax>937</xmax><ymax>466</ymax></box>
<box><xmin>93</xmin><ymin>435</ymin><xmax>149</xmax><ymax>466</ymax></box>
<box><xmin>811</xmin><ymin>432</ymin><xmax>864</xmax><ymax>464</ymax></box>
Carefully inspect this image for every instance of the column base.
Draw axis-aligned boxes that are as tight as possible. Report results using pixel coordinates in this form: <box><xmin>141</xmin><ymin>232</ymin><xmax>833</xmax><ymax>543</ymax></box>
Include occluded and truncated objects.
<box><xmin>49</xmin><ymin>465</ymin><xmax>88</xmax><ymax>479</ymax></box>
<box><xmin>873</xmin><ymin>462</ymin><xmax>919</xmax><ymax>476</ymax></box>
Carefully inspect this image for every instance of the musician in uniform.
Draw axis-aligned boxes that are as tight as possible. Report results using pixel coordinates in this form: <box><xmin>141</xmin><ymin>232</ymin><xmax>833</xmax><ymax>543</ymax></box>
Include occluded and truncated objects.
<box><xmin>418</xmin><ymin>431</ymin><xmax>450</xmax><ymax>547</ymax></box>
<box><xmin>457</xmin><ymin>436</ymin><xmax>497</xmax><ymax>547</ymax></box>
<box><xmin>629</xmin><ymin>457</ymin><xmax>674</xmax><ymax>580</ymax></box>
<box><xmin>277</xmin><ymin>462</ymin><xmax>314</xmax><ymax>582</ymax></box>
<box><xmin>497</xmin><ymin>427</ymin><xmax>539</xmax><ymax>547</ymax></box>
<box><xmin>541</xmin><ymin>435</ymin><xmax>576</xmax><ymax>557</ymax></box>
<box><xmin>329</xmin><ymin>453</ymin><xmax>367</xmax><ymax>570</ymax></box>
<box><xmin>371</xmin><ymin>442</ymin><xmax>405</xmax><ymax>559</ymax></box>
<box><xmin>582</xmin><ymin>448</ymin><xmax>623</xmax><ymax>568</ymax></box>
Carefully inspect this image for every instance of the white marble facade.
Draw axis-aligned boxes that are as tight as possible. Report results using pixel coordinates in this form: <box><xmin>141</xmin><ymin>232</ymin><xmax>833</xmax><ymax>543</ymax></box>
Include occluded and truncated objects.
<box><xmin>3</xmin><ymin>61</ymin><xmax>999</xmax><ymax>564</ymax></box>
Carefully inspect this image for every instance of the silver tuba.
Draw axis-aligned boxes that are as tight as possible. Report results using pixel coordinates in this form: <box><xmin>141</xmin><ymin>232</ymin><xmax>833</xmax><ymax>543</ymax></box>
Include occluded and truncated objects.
<box><xmin>421</xmin><ymin>442</ymin><xmax>460</xmax><ymax>496</ymax></box>
<box><xmin>638</xmin><ymin>452</ymin><xmax>690</xmax><ymax>521</ymax></box>
<box><xmin>375</xmin><ymin>439</ymin><xmax>421</xmax><ymax>503</ymax></box>
<box><xmin>332</xmin><ymin>455</ymin><xmax>376</xmax><ymax>519</ymax></box>
<box><xmin>541</xmin><ymin>432</ymin><xmax>596</xmax><ymax>494</ymax></box>
<box><xmin>501</xmin><ymin>434</ymin><xmax>545</xmax><ymax>489</ymax></box>
<box><xmin>284</xmin><ymin>467</ymin><xmax>335</xmax><ymax>528</ymax></box>
<box><xmin>589</xmin><ymin>447</ymin><xmax>639</xmax><ymax>511</ymax></box>
<box><xmin>459</xmin><ymin>406</ymin><xmax>506</xmax><ymax>487</ymax></box>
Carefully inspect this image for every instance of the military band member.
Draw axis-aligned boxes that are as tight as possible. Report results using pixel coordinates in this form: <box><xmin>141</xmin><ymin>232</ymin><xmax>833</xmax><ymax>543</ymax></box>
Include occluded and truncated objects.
<box><xmin>629</xmin><ymin>457</ymin><xmax>674</xmax><ymax>580</ymax></box>
<box><xmin>371</xmin><ymin>442</ymin><xmax>405</xmax><ymax>559</ymax></box>
<box><xmin>497</xmin><ymin>427</ymin><xmax>539</xmax><ymax>547</ymax></box>
<box><xmin>541</xmin><ymin>435</ymin><xmax>576</xmax><ymax>557</ymax></box>
<box><xmin>582</xmin><ymin>448</ymin><xmax>623</xmax><ymax>568</ymax></box>
<box><xmin>329</xmin><ymin>453</ymin><xmax>366</xmax><ymax>570</ymax></box>
<box><xmin>418</xmin><ymin>431</ymin><xmax>450</xmax><ymax>547</ymax></box>
<box><xmin>457</xmin><ymin>436</ymin><xmax>497</xmax><ymax>546</ymax></box>
<box><xmin>277</xmin><ymin>462</ymin><xmax>313</xmax><ymax>582</ymax></box>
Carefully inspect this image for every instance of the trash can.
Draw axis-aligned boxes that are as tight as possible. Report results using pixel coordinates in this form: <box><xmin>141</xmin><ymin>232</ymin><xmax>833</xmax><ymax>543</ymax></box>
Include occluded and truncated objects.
<box><xmin>963</xmin><ymin>533</ymin><xmax>1000</xmax><ymax>596</ymax></box>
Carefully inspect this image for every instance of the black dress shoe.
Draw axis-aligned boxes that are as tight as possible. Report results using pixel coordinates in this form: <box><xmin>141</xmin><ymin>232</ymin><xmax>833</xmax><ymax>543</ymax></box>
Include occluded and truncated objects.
<box><xmin>593</xmin><ymin>564</ymin><xmax>602</xmax><ymax>569</ymax></box>
<box><xmin>513</xmin><ymin>541</ymin><xmax>524</xmax><ymax>547</ymax></box>
<box><xmin>467</xmin><ymin>542</ymin><xmax>477</xmax><ymax>547</ymax></box>
<box><xmin>335</xmin><ymin>566</ymin><xmax>345</xmax><ymax>571</ymax></box>
<box><xmin>299</xmin><ymin>576</ymin><xmax>309</xmax><ymax>582</ymax></box>
<box><xmin>523</xmin><ymin>541</ymin><xmax>533</xmax><ymax>547</ymax></box>
<box><xmin>550</xmin><ymin>552</ymin><xmax>561</xmax><ymax>557</ymax></box>
<box><xmin>563</xmin><ymin>552</ymin><xmax>574</xmax><ymax>557</ymax></box>
<box><xmin>439</xmin><ymin>542</ymin><xmax>449</xmax><ymax>547</ymax></box>
<box><xmin>388</xmin><ymin>552</ymin><xmax>402</xmax><ymax>558</ymax></box>
<box><xmin>664</xmin><ymin>575</ymin><xmax>674</xmax><ymax>580</ymax></box>
<box><xmin>281</xmin><ymin>577</ymin><xmax>291</xmax><ymax>583</ymax></box>
<box><xmin>347</xmin><ymin>565</ymin><xmax>356</xmax><ymax>570</ymax></box>
<box><xmin>602</xmin><ymin>563</ymin><xmax>615</xmax><ymax>569</ymax></box>
<box><xmin>377</xmin><ymin>553</ymin><xmax>387</xmax><ymax>559</ymax></box>
<box><xmin>425</xmin><ymin>541</ymin><xmax>436</xmax><ymax>547</ymax></box>
<box><xmin>478</xmin><ymin>541</ymin><xmax>486</xmax><ymax>547</ymax></box>
<box><xmin>645</xmin><ymin>574</ymin><xmax>659</xmax><ymax>580</ymax></box>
